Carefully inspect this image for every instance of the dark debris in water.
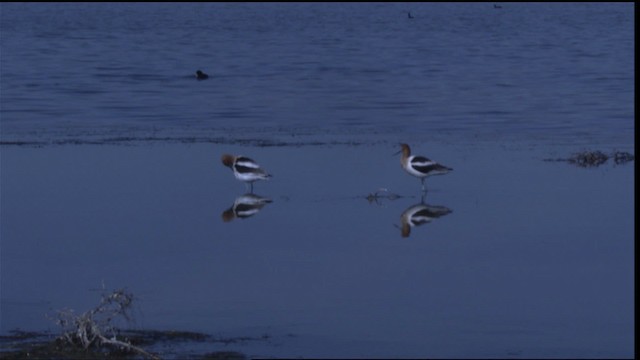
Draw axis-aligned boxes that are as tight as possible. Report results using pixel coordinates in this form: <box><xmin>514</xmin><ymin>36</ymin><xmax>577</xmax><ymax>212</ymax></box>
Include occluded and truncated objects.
<box><xmin>122</xmin><ymin>329</ymin><xmax>270</xmax><ymax>346</ymax></box>
<box><xmin>0</xmin><ymin>330</ymin><xmax>50</xmax><ymax>342</ymax></box>
<box><xmin>612</xmin><ymin>151</ymin><xmax>635</xmax><ymax>164</ymax></box>
<box><xmin>365</xmin><ymin>188</ymin><xmax>405</xmax><ymax>204</ymax></box>
<box><xmin>0</xmin><ymin>328</ymin><xmax>258</xmax><ymax>360</ymax></box>
<box><xmin>569</xmin><ymin>150</ymin><xmax>609</xmax><ymax>167</ymax></box>
<box><xmin>544</xmin><ymin>150</ymin><xmax>634</xmax><ymax>168</ymax></box>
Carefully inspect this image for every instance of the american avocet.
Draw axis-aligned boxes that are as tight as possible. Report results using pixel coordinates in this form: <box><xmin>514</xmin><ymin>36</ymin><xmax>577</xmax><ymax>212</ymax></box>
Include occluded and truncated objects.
<box><xmin>221</xmin><ymin>154</ymin><xmax>272</xmax><ymax>192</ymax></box>
<box><xmin>395</xmin><ymin>143</ymin><xmax>452</xmax><ymax>192</ymax></box>
<box><xmin>222</xmin><ymin>193</ymin><xmax>273</xmax><ymax>222</ymax></box>
<box><xmin>196</xmin><ymin>70</ymin><xmax>209</xmax><ymax>80</ymax></box>
<box><xmin>400</xmin><ymin>203</ymin><xmax>452</xmax><ymax>238</ymax></box>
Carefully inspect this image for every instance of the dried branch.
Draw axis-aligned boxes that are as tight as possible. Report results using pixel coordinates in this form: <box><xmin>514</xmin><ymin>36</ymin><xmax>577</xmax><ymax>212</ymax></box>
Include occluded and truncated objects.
<box><xmin>52</xmin><ymin>288</ymin><xmax>160</xmax><ymax>360</ymax></box>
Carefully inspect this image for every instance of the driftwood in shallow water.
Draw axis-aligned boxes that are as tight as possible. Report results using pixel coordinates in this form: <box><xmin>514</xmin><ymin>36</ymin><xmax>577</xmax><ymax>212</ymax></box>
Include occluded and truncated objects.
<box><xmin>544</xmin><ymin>150</ymin><xmax>634</xmax><ymax>168</ymax></box>
<box><xmin>53</xmin><ymin>288</ymin><xmax>160</xmax><ymax>360</ymax></box>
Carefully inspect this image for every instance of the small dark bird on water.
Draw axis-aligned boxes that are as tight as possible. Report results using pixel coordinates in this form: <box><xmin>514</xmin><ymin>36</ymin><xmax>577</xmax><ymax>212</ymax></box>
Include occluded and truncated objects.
<box><xmin>408</xmin><ymin>12</ymin><xmax>414</xmax><ymax>19</ymax></box>
<box><xmin>195</xmin><ymin>70</ymin><xmax>209</xmax><ymax>80</ymax></box>
<box><xmin>494</xmin><ymin>4</ymin><xmax>502</xmax><ymax>9</ymax></box>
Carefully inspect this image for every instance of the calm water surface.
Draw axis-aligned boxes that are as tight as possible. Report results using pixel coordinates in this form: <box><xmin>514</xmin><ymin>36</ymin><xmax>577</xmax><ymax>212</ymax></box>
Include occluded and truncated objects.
<box><xmin>1</xmin><ymin>143</ymin><xmax>634</xmax><ymax>358</ymax></box>
<box><xmin>0</xmin><ymin>3</ymin><xmax>634</xmax><ymax>358</ymax></box>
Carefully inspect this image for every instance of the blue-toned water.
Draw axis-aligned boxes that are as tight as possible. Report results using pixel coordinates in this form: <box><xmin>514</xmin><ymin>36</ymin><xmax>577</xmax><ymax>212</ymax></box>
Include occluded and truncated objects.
<box><xmin>0</xmin><ymin>3</ymin><xmax>634</xmax><ymax>359</ymax></box>
<box><xmin>0</xmin><ymin>2</ymin><xmax>634</xmax><ymax>147</ymax></box>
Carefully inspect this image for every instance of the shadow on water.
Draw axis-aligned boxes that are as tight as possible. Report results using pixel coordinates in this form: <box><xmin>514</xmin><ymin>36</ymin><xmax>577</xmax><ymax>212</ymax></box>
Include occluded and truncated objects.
<box><xmin>221</xmin><ymin>193</ymin><xmax>273</xmax><ymax>222</ymax></box>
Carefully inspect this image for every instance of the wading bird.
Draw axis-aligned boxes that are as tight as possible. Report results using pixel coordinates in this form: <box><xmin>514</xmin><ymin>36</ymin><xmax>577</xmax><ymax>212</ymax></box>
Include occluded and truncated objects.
<box><xmin>221</xmin><ymin>154</ymin><xmax>272</xmax><ymax>192</ymax></box>
<box><xmin>395</xmin><ymin>143</ymin><xmax>452</xmax><ymax>192</ymax></box>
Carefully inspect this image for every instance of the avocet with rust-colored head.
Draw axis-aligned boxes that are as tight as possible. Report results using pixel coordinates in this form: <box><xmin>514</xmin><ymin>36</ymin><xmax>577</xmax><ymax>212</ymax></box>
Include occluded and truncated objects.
<box><xmin>221</xmin><ymin>154</ymin><xmax>272</xmax><ymax>192</ymax></box>
<box><xmin>395</xmin><ymin>143</ymin><xmax>452</xmax><ymax>192</ymax></box>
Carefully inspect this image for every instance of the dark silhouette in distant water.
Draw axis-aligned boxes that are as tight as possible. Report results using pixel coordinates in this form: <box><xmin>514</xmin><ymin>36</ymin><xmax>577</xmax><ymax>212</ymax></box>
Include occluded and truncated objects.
<box><xmin>408</xmin><ymin>12</ymin><xmax>414</xmax><ymax>19</ymax></box>
<box><xmin>195</xmin><ymin>70</ymin><xmax>209</xmax><ymax>80</ymax></box>
<box><xmin>493</xmin><ymin>4</ymin><xmax>502</xmax><ymax>9</ymax></box>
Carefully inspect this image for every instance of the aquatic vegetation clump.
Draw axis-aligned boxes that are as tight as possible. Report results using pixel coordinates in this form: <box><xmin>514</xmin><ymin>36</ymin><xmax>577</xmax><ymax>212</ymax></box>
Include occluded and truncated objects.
<box><xmin>612</xmin><ymin>151</ymin><xmax>635</xmax><ymax>165</ymax></box>
<box><xmin>568</xmin><ymin>150</ymin><xmax>609</xmax><ymax>167</ymax></box>
<box><xmin>544</xmin><ymin>150</ymin><xmax>634</xmax><ymax>168</ymax></box>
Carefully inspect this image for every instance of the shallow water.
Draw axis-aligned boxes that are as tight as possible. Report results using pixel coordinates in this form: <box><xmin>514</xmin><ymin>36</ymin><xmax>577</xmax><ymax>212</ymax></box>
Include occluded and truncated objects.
<box><xmin>0</xmin><ymin>2</ymin><xmax>635</xmax><ymax>358</ymax></box>
<box><xmin>0</xmin><ymin>142</ymin><xmax>634</xmax><ymax>358</ymax></box>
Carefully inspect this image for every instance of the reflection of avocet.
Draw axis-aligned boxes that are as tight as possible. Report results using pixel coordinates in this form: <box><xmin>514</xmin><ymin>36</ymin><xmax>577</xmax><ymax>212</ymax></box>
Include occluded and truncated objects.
<box><xmin>399</xmin><ymin>202</ymin><xmax>452</xmax><ymax>238</ymax></box>
<box><xmin>222</xmin><ymin>193</ymin><xmax>273</xmax><ymax>222</ymax></box>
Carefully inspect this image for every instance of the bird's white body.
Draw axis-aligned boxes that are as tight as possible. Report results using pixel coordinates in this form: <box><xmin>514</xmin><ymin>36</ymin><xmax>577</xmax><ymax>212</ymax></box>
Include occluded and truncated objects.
<box><xmin>221</xmin><ymin>154</ymin><xmax>271</xmax><ymax>191</ymax></box>
<box><xmin>396</xmin><ymin>143</ymin><xmax>452</xmax><ymax>191</ymax></box>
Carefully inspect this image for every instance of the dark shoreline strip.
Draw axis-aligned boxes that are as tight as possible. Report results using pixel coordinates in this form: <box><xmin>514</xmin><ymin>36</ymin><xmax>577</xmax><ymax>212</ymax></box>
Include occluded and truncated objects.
<box><xmin>0</xmin><ymin>137</ymin><xmax>371</xmax><ymax>147</ymax></box>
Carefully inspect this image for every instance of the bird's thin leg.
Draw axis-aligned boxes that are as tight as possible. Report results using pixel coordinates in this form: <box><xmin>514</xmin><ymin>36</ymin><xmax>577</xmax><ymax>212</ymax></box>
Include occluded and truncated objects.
<box><xmin>250</xmin><ymin>182</ymin><xmax>254</xmax><ymax>194</ymax></box>
<box><xmin>421</xmin><ymin>178</ymin><xmax>427</xmax><ymax>193</ymax></box>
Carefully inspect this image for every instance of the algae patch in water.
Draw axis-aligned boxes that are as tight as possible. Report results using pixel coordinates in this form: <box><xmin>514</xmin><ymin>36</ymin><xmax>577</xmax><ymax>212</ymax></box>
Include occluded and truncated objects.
<box><xmin>544</xmin><ymin>150</ymin><xmax>634</xmax><ymax>168</ymax></box>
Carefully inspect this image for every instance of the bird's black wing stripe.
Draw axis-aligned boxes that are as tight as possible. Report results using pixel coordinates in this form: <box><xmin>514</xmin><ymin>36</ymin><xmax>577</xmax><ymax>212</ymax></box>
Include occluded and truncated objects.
<box><xmin>235</xmin><ymin>165</ymin><xmax>261</xmax><ymax>174</ymax></box>
<box><xmin>413</xmin><ymin>164</ymin><xmax>439</xmax><ymax>174</ymax></box>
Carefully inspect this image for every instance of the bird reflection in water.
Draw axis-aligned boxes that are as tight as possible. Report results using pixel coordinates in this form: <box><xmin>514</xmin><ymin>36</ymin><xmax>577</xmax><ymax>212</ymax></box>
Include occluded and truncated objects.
<box><xmin>222</xmin><ymin>193</ymin><xmax>273</xmax><ymax>222</ymax></box>
<box><xmin>399</xmin><ymin>200</ymin><xmax>452</xmax><ymax>238</ymax></box>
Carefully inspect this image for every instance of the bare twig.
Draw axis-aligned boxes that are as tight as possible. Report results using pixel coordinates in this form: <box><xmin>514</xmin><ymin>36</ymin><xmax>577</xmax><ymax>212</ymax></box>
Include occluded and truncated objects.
<box><xmin>52</xmin><ymin>288</ymin><xmax>160</xmax><ymax>359</ymax></box>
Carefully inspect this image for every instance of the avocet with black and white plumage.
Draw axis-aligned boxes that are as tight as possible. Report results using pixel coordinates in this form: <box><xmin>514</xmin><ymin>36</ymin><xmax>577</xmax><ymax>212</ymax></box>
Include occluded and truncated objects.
<box><xmin>221</xmin><ymin>154</ymin><xmax>272</xmax><ymax>192</ymax></box>
<box><xmin>395</xmin><ymin>143</ymin><xmax>452</xmax><ymax>192</ymax></box>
